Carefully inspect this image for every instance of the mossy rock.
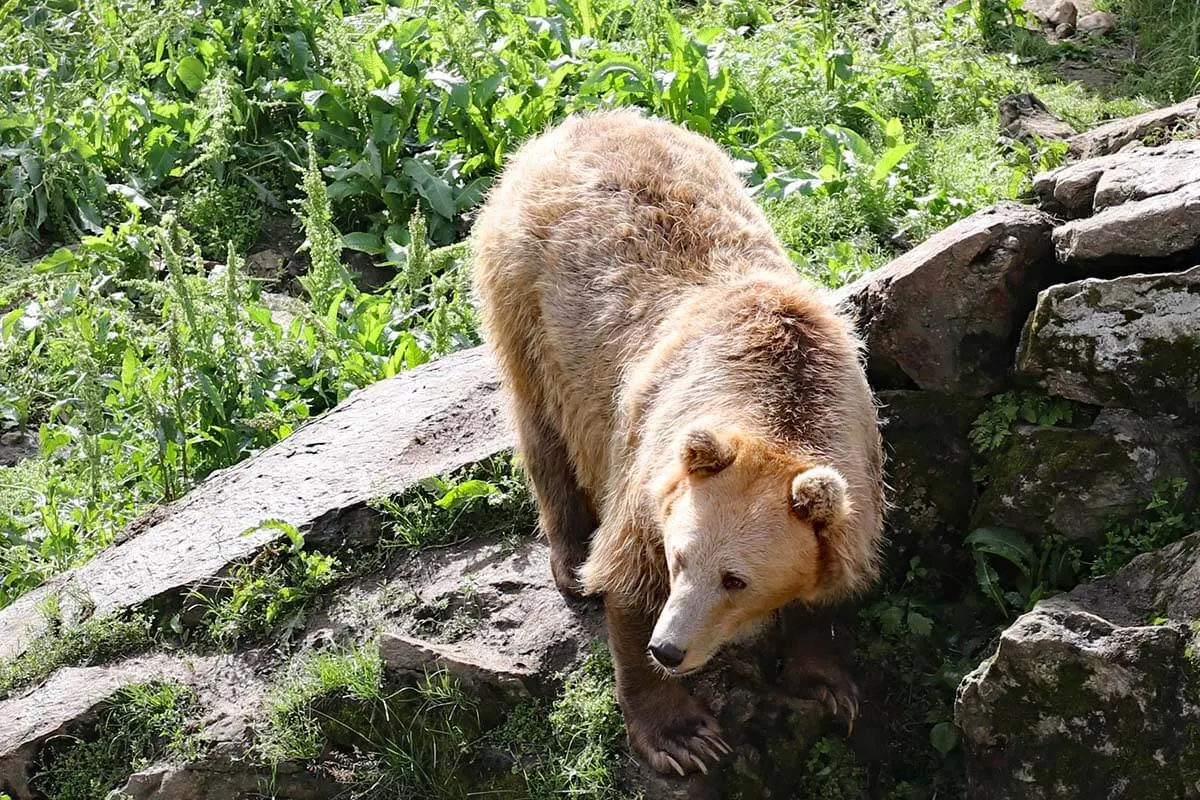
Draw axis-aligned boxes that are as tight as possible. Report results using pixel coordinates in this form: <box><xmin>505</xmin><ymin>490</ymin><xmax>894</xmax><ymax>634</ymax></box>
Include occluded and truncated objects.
<box><xmin>972</xmin><ymin>409</ymin><xmax>1200</xmax><ymax>541</ymax></box>
<box><xmin>1017</xmin><ymin>265</ymin><xmax>1200</xmax><ymax>417</ymax></box>
<box><xmin>877</xmin><ymin>390</ymin><xmax>984</xmax><ymax>570</ymax></box>
<box><xmin>956</xmin><ymin>533</ymin><xmax>1200</xmax><ymax>800</ymax></box>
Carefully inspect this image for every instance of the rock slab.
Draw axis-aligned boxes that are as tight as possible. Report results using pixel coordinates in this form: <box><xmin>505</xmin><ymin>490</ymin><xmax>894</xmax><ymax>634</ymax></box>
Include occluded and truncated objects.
<box><xmin>1067</xmin><ymin>94</ymin><xmax>1200</xmax><ymax>159</ymax></box>
<box><xmin>835</xmin><ymin>203</ymin><xmax>1055</xmax><ymax>396</ymax></box>
<box><xmin>0</xmin><ymin>346</ymin><xmax>511</xmax><ymax>663</ymax></box>
<box><xmin>1052</xmin><ymin>180</ymin><xmax>1200</xmax><ymax>264</ymax></box>
<box><xmin>956</xmin><ymin>533</ymin><xmax>1200</xmax><ymax>799</ymax></box>
<box><xmin>1017</xmin><ymin>265</ymin><xmax>1200</xmax><ymax>415</ymax></box>
<box><xmin>973</xmin><ymin>409</ymin><xmax>1200</xmax><ymax>541</ymax></box>
<box><xmin>1034</xmin><ymin>138</ymin><xmax>1200</xmax><ymax>217</ymax></box>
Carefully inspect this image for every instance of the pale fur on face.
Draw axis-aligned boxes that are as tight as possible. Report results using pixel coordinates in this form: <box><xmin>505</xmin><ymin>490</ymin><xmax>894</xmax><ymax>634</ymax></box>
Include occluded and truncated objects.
<box><xmin>646</xmin><ymin>426</ymin><xmax>852</xmax><ymax>675</ymax></box>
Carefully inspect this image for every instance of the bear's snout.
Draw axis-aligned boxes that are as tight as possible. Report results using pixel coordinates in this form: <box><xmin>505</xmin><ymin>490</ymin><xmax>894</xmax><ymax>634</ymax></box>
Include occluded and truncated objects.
<box><xmin>648</xmin><ymin>640</ymin><xmax>686</xmax><ymax>670</ymax></box>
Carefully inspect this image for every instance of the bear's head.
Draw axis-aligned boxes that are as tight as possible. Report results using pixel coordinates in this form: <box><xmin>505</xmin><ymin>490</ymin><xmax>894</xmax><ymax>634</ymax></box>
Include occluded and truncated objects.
<box><xmin>645</xmin><ymin>425</ymin><xmax>852</xmax><ymax>675</ymax></box>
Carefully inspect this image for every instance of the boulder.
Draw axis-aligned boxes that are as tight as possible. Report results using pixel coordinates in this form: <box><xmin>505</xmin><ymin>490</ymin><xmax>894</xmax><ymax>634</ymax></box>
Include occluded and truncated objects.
<box><xmin>1023</xmin><ymin>0</ymin><xmax>1078</xmax><ymax>27</ymax></box>
<box><xmin>972</xmin><ymin>409</ymin><xmax>1199</xmax><ymax>541</ymax></box>
<box><xmin>109</xmin><ymin>762</ymin><xmax>333</xmax><ymax>800</ymax></box>
<box><xmin>367</xmin><ymin>536</ymin><xmax>603</xmax><ymax>723</ymax></box>
<box><xmin>835</xmin><ymin>203</ymin><xmax>1055</xmax><ymax>395</ymax></box>
<box><xmin>0</xmin><ymin>655</ymin><xmax>247</xmax><ymax>800</ymax></box>
<box><xmin>1034</xmin><ymin>139</ymin><xmax>1200</xmax><ymax>217</ymax></box>
<box><xmin>0</xmin><ymin>429</ymin><xmax>37</xmax><ymax>468</ymax></box>
<box><xmin>955</xmin><ymin>532</ymin><xmax>1200</xmax><ymax>799</ymax></box>
<box><xmin>1051</xmin><ymin>181</ymin><xmax>1200</xmax><ymax>265</ymax></box>
<box><xmin>1067</xmin><ymin>94</ymin><xmax>1200</xmax><ymax>159</ymax></box>
<box><xmin>999</xmin><ymin>93</ymin><xmax>1078</xmax><ymax>145</ymax></box>
<box><xmin>1016</xmin><ymin>266</ymin><xmax>1200</xmax><ymax>415</ymax></box>
<box><xmin>1076</xmin><ymin>9</ymin><xmax>1115</xmax><ymax>35</ymax></box>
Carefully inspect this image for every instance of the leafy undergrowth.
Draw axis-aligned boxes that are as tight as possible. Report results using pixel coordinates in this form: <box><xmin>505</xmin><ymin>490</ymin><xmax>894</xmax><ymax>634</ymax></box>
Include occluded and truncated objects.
<box><xmin>30</xmin><ymin>681</ymin><xmax>200</xmax><ymax>800</ymax></box>
<box><xmin>487</xmin><ymin>645</ymin><xmax>628</xmax><ymax>799</ymax></box>
<box><xmin>372</xmin><ymin>453</ymin><xmax>535</xmax><ymax>552</ymax></box>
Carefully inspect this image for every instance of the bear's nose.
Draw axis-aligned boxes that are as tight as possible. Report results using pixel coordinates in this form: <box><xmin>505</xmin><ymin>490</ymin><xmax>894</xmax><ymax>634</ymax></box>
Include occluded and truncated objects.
<box><xmin>649</xmin><ymin>641</ymin><xmax>686</xmax><ymax>669</ymax></box>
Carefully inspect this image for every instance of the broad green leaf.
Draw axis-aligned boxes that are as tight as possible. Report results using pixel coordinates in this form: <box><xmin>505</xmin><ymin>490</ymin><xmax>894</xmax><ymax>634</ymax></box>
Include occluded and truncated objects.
<box><xmin>579</xmin><ymin>58</ymin><xmax>655</xmax><ymax>95</ymax></box>
<box><xmin>907</xmin><ymin>610</ymin><xmax>933</xmax><ymax>637</ymax></box>
<box><xmin>871</xmin><ymin>142</ymin><xmax>916</xmax><ymax>183</ymax></box>
<box><xmin>930</xmin><ymin>722</ymin><xmax>959</xmax><ymax>755</ymax></box>
<box><xmin>973</xmin><ymin>551</ymin><xmax>1010</xmax><ymax>614</ymax></box>
<box><xmin>342</xmin><ymin>232</ymin><xmax>384</xmax><ymax>254</ymax></box>
<box><xmin>435</xmin><ymin>479</ymin><xmax>500</xmax><ymax>510</ymax></box>
<box><xmin>402</xmin><ymin>159</ymin><xmax>456</xmax><ymax>219</ymax></box>
<box><xmin>966</xmin><ymin>527</ymin><xmax>1036</xmax><ymax>575</ymax></box>
<box><xmin>175</xmin><ymin>55</ymin><xmax>208</xmax><ymax>93</ymax></box>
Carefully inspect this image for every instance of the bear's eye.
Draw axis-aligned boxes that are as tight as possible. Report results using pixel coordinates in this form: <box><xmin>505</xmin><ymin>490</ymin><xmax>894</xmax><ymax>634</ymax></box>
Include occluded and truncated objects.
<box><xmin>721</xmin><ymin>572</ymin><xmax>746</xmax><ymax>591</ymax></box>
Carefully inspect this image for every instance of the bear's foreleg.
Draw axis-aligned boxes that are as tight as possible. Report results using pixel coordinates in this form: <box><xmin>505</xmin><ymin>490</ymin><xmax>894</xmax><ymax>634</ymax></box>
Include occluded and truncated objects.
<box><xmin>513</xmin><ymin>411</ymin><xmax>598</xmax><ymax>599</ymax></box>
<box><xmin>779</xmin><ymin>605</ymin><xmax>860</xmax><ymax>733</ymax></box>
<box><xmin>606</xmin><ymin>596</ymin><xmax>731</xmax><ymax>775</ymax></box>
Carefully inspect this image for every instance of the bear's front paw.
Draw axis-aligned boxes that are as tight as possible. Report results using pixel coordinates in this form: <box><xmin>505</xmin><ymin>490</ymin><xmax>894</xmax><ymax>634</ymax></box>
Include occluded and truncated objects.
<box><xmin>550</xmin><ymin>546</ymin><xmax>588</xmax><ymax>600</ymax></box>
<box><xmin>623</xmin><ymin>685</ymin><xmax>731</xmax><ymax>776</ymax></box>
<box><xmin>783</xmin><ymin>658</ymin><xmax>860</xmax><ymax>734</ymax></box>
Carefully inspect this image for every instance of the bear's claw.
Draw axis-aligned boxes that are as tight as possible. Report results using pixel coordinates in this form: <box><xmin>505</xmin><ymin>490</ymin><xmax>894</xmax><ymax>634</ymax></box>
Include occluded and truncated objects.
<box><xmin>780</xmin><ymin>659</ymin><xmax>861</xmax><ymax>737</ymax></box>
<box><xmin>627</xmin><ymin>691</ymin><xmax>729</xmax><ymax>776</ymax></box>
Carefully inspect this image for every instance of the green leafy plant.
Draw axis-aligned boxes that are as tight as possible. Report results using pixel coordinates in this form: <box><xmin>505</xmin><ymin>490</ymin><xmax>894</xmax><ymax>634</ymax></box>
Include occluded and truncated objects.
<box><xmin>969</xmin><ymin>391</ymin><xmax>1080</xmax><ymax>456</ymax></box>
<box><xmin>371</xmin><ymin>454</ymin><xmax>534</xmax><ymax>552</ymax></box>
<box><xmin>0</xmin><ymin>610</ymin><xmax>157</xmax><ymax>700</ymax></box>
<box><xmin>196</xmin><ymin>519</ymin><xmax>340</xmax><ymax>646</ymax></box>
<box><xmin>489</xmin><ymin>644</ymin><xmax>626</xmax><ymax>799</ymax></box>
<box><xmin>967</xmin><ymin>527</ymin><xmax>1081</xmax><ymax>617</ymax></box>
<box><xmin>257</xmin><ymin>643</ymin><xmax>479</xmax><ymax>797</ymax></box>
<box><xmin>1092</xmin><ymin>477</ymin><xmax>1200</xmax><ymax>578</ymax></box>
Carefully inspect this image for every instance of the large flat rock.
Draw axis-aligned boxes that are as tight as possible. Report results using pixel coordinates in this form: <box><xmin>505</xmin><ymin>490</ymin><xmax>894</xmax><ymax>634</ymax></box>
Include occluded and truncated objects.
<box><xmin>956</xmin><ymin>533</ymin><xmax>1200</xmax><ymax>799</ymax></box>
<box><xmin>835</xmin><ymin>203</ymin><xmax>1055</xmax><ymax>395</ymax></box>
<box><xmin>0</xmin><ymin>347</ymin><xmax>511</xmax><ymax>663</ymax></box>
<box><xmin>0</xmin><ymin>654</ymin><xmax>254</xmax><ymax>800</ymax></box>
<box><xmin>1066</xmin><ymin>94</ymin><xmax>1200</xmax><ymax>159</ymax></box>
<box><xmin>1034</xmin><ymin>138</ymin><xmax>1200</xmax><ymax>217</ymax></box>
<box><xmin>1052</xmin><ymin>180</ymin><xmax>1200</xmax><ymax>264</ymax></box>
<box><xmin>1016</xmin><ymin>265</ymin><xmax>1200</xmax><ymax>415</ymax></box>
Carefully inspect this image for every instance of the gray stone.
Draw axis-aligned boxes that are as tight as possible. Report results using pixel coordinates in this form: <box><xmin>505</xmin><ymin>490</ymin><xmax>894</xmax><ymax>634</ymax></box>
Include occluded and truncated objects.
<box><xmin>999</xmin><ymin>93</ymin><xmax>1078</xmax><ymax>145</ymax></box>
<box><xmin>0</xmin><ymin>346</ymin><xmax>511</xmax><ymax>664</ymax></box>
<box><xmin>365</xmin><ymin>537</ymin><xmax>602</xmax><ymax>725</ymax></box>
<box><xmin>1016</xmin><ymin>266</ymin><xmax>1200</xmax><ymax>415</ymax></box>
<box><xmin>108</xmin><ymin>760</ymin><xmax>334</xmax><ymax>800</ymax></box>
<box><xmin>0</xmin><ymin>429</ymin><xmax>37</xmax><ymax>468</ymax></box>
<box><xmin>1052</xmin><ymin>181</ymin><xmax>1200</xmax><ymax>264</ymax></box>
<box><xmin>835</xmin><ymin>203</ymin><xmax>1055</xmax><ymax>395</ymax></box>
<box><xmin>955</xmin><ymin>533</ymin><xmax>1200</xmax><ymax>799</ymax></box>
<box><xmin>1068</xmin><ymin>94</ymin><xmax>1200</xmax><ymax>158</ymax></box>
<box><xmin>1024</xmin><ymin>0</ymin><xmax>1078</xmax><ymax>26</ymax></box>
<box><xmin>973</xmin><ymin>409</ymin><xmax>1200</xmax><ymax>541</ymax></box>
<box><xmin>1034</xmin><ymin>138</ymin><xmax>1200</xmax><ymax>217</ymax></box>
<box><xmin>1076</xmin><ymin>9</ymin><xmax>1115</xmax><ymax>35</ymax></box>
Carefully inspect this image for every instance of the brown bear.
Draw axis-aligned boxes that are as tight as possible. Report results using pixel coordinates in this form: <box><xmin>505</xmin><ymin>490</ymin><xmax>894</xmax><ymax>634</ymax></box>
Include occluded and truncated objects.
<box><xmin>471</xmin><ymin>108</ymin><xmax>885</xmax><ymax>777</ymax></box>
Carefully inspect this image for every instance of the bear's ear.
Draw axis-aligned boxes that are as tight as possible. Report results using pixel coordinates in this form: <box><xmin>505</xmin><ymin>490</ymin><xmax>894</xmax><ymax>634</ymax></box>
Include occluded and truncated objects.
<box><xmin>790</xmin><ymin>466</ymin><xmax>851</xmax><ymax>531</ymax></box>
<box><xmin>681</xmin><ymin>428</ymin><xmax>737</xmax><ymax>476</ymax></box>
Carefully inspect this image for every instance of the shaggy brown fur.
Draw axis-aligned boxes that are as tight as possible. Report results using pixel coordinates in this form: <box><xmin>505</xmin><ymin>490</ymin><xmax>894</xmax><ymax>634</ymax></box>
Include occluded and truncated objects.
<box><xmin>472</xmin><ymin>108</ymin><xmax>885</xmax><ymax>777</ymax></box>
